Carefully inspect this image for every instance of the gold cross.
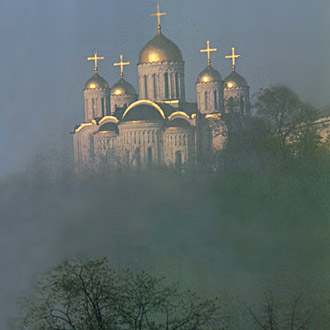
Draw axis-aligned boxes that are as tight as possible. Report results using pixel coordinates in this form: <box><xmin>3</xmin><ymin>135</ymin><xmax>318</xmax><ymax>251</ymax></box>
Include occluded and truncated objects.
<box><xmin>87</xmin><ymin>50</ymin><xmax>104</xmax><ymax>73</ymax></box>
<box><xmin>225</xmin><ymin>47</ymin><xmax>241</xmax><ymax>71</ymax></box>
<box><xmin>200</xmin><ymin>40</ymin><xmax>217</xmax><ymax>66</ymax></box>
<box><xmin>113</xmin><ymin>55</ymin><xmax>130</xmax><ymax>79</ymax></box>
<box><xmin>151</xmin><ymin>3</ymin><xmax>167</xmax><ymax>32</ymax></box>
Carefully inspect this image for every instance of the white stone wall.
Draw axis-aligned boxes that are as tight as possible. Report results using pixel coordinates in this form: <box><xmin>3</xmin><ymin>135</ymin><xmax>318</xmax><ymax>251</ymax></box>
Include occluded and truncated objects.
<box><xmin>110</xmin><ymin>94</ymin><xmax>137</xmax><ymax>115</ymax></box>
<box><xmin>117</xmin><ymin>122</ymin><xmax>164</xmax><ymax>166</ymax></box>
<box><xmin>84</xmin><ymin>89</ymin><xmax>111</xmax><ymax>122</ymax></box>
<box><xmin>163</xmin><ymin>127</ymin><xmax>195</xmax><ymax>166</ymax></box>
<box><xmin>196</xmin><ymin>81</ymin><xmax>223</xmax><ymax>115</ymax></box>
<box><xmin>223</xmin><ymin>86</ymin><xmax>250</xmax><ymax>116</ymax></box>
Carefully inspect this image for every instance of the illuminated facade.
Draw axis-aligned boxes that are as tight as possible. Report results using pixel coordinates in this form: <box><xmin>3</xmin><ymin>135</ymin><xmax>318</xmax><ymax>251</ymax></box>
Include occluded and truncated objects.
<box><xmin>73</xmin><ymin>4</ymin><xmax>250</xmax><ymax>170</ymax></box>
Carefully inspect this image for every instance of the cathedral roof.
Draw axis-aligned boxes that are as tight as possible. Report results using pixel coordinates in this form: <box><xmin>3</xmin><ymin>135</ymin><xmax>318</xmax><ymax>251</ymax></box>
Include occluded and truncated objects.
<box><xmin>99</xmin><ymin>122</ymin><xmax>119</xmax><ymax>133</ymax></box>
<box><xmin>139</xmin><ymin>32</ymin><xmax>183</xmax><ymax>64</ymax></box>
<box><xmin>167</xmin><ymin>118</ymin><xmax>191</xmax><ymax>128</ymax></box>
<box><xmin>224</xmin><ymin>71</ymin><xmax>248</xmax><ymax>89</ymax></box>
<box><xmin>122</xmin><ymin>103</ymin><xmax>164</xmax><ymax>122</ymax></box>
<box><xmin>197</xmin><ymin>65</ymin><xmax>222</xmax><ymax>83</ymax></box>
<box><xmin>84</xmin><ymin>73</ymin><xmax>109</xmax><ymax>90</ymax></box>
<box><xmin>111</xmin><ymin>78</ymin><xmax>137</xmax><ymax>96</ymax></box>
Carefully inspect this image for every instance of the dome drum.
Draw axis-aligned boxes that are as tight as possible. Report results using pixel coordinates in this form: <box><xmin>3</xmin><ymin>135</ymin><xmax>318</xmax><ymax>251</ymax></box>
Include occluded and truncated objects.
<box><xmin>138</xmin><ymin>62</ymin><xmax>185</xmax><ymax>102</ymax></box>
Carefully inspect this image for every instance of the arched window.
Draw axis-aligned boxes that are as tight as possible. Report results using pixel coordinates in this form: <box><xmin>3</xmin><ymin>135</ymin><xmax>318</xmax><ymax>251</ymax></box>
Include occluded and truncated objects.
<box><xmin>175</xmin><ymin>151</ymin><xmax>182</xmax><ymax>169</ymax></box>
<box><xmin>171</xmin><ymin>73</ymin><xmax>175</xmax><ymax>98</ymax></box>
<box><xmin>147</xmin><ymin>147</ymin><xmax>152</xmax><ymax>167</ymax></box>
<box><xmin>214</xmin><ymin>91</ymin><xmax>218</xmax><ymax>110</ymax></box>
<box><xmin>106</xmin><ymin>98</ymin><xmax>110</xmax><ymax>115</ymax></box>
<box><xmin>101</xmin><ymin>97</ymin><xmax>105</xmax><ymax>117</ymax></box>
<box><xmin>175</xmin><ymin>72</ymin><xmax>179</xmax><ymax>98</ymax></box>
<box><xmin>164</xmin><ymin>73</ymin><xmax>169</xmax><ymax>99</ymax></box>
<box><xmin>144</xmin><ymin>75</ymin><xmax>148</xmax><ymax>99</ymax></box>
<box><xmin>92</xmin><ymin>98</ymin><xmax>96</xmax><ymax>117</ymax></box>
<box><xmin>153</xmin><ymin>74</ymin><xmax>157</xmax><ymax>99</ymax></box>
<box><xmin>204</xmin><ymin>92</ymin><xmax>208</xmax><ymax>111</ymax></box>
<box><xmin>134</xmin><ymin>148</ymin><xmax>141</xmax><ymax>168</ymax></box>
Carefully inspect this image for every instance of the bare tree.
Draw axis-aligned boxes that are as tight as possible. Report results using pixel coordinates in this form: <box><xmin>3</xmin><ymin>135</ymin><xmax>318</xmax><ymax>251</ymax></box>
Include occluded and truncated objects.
<box><xmin>248</xmin><ymin>290</ymin><xmax>314</xmax><ymax>330</ymax></box>
<box><xmin>16</xmin><ymin>258</ymin><xmax>226</xmax><ymax>330</ymax></box>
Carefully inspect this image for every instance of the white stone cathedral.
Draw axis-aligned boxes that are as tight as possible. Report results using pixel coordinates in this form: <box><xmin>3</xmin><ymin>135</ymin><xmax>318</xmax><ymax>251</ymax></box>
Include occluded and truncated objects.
<box><xmin>73</xmin><ymin>4</ymin><xmax>250</xmax><ymax>170</ymax></box>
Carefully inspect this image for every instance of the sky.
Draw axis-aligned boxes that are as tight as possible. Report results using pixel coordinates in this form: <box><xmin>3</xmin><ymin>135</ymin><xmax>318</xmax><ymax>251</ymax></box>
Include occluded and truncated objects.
<box><xmin>0</xmin><ymin>0</ymin><xmax>329</xmax><ymax>174</ymax></box>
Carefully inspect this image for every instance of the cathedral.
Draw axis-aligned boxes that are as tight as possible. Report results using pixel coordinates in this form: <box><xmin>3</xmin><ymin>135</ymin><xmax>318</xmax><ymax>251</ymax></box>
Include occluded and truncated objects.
<box><xmin>73</xmin><ymin>4</ymin><xmax>250</xmax><ymax>170</ymax></box>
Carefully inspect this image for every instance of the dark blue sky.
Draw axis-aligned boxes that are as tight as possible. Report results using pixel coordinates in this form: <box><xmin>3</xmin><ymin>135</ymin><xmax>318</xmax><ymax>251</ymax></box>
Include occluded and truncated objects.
<box><xmin>0</xmin><ymin>0</ymin><xmax>329</xmax><ymax>174</ymax></box>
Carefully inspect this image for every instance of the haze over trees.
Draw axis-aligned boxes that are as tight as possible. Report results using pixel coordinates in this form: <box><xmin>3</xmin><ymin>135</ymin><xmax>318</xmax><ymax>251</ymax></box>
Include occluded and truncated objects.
<box><xmin>3</xmin><ymin>85</ymin><xmax>330</xmax><ymax>329</ymax></box>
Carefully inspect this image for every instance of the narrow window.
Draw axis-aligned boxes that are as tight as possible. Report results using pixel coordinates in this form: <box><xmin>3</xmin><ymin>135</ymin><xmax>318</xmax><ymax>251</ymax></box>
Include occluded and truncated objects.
<box><xmin>171</xmin><ymin>73</ymin><xmax>174</xmax><ymax>98</ymax></box>
<box><xmin>153</xmin><ymin>74</ymin><xmax>157</xmax><ymax>99</ymax></box>
<box><xmin>175</xmin><ymin>73</ymin><xmax>179</xmax><ymax>99</ymax></box>
<box><xmin>101</xmin><ymin>97</ymin><xmax>105</xmax><ymax>117</ymax></box>
<box><xmin>106</xmin><ymin>98</ymin><xmax>110</xmax><ymax>115</ymax></box>
<box><xmin>175</xmin><ymin>151</ymin><xmax>182</xmax><ymax>170</ymax></box>
<box><xmin>164</xmin><ymin>73</ymin><xmax>169</xmax><ymax>99</ymax></box>
<box><xmin>135</xmin><ymin>148</ymin><xmax>141</xmax><ymax>168</ymax></box>
<box><xmin>214</xmin><ymin>91</ymin><xmax>218</xmax><ymax>110</ymax></box>
<box><xmin>92</xmin><ymin>98</ymin><xmax>96</xmax><ymax>117</ymax></box>
<box><xmin>204</xmin><ymin>92</ymin><xmax>208</xmax><ymax>111</ymax></box>
<box><xmin>144</xmin><ymin>75</ymin><xmax>148</xmax><ymax>99</ymax></box>
<box><xmin>147</xmin><ymin>147</ymin><xmax>152</xmax><ymax>167</ymax></box>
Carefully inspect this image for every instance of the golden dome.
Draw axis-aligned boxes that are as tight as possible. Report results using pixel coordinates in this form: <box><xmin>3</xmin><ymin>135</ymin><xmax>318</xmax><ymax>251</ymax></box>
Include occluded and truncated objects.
<box><xmin>111</xmin><ymin>78</ymin><xmax>137</xmax><ymax>96</ymax></box>
<box><xmin>197</xmin><ymin>65</ymin><xmax>222</xmax><ymax>83</ymax></box>
<box><xmin>224</xmin><ymin>71</ymin><xmax>248</xmax><ymax>89</ymax></box>
<box><xmin>84</xmin><ymin>73</ymin><xmax>109</xmax><ymax>90</ymax></box>
<box><xmin>139</xmin><ymin>32</ymin><xmax>183</xmax><ymax>64</ymax></box>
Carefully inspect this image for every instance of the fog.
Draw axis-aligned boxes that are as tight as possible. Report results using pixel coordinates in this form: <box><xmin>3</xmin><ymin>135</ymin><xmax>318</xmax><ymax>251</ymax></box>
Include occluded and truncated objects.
<box><xmin>1</xmin><ymin>0</ymin><xmax>330</xmax><ymax>328</ymax></box>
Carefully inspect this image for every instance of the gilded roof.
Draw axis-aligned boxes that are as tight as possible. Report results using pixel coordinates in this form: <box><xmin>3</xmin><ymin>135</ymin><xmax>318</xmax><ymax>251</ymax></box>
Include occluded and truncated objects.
<box><xmin>197</xmin><ymin>65</ymin><xmax>222</xmax><ymax>83</ymax></box>
<box><xmin>224</xmin><ymin>71</ymin><xmax>248</xmax><ymax>89</ymax></box>
<box><xmin>84</xmin><ymin>73</ymin><xmax>109</xmax><ymax>90</ymax></box>
<box><xmin>139</xmin><ymin>32</ymin><xmax>183</xmax><ymax>64</ymax></box>
<box><xmin>111</xmin><ymin>78</ymin><xmax>137</xmax><ymax>96</ymax></box>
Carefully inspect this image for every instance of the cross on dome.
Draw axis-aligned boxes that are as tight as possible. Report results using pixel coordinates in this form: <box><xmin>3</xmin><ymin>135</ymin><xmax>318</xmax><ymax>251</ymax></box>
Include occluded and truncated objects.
<box><xmin>87</xmin><ymin>51</ymin><xmax>104</xmax><ymax>73</ymax></box>
<box><xmin>113</xmin><ymin>55</ymin><xmax>130</xmax><ymax>79</ymax></box>
<box><xmin>225</xmin><ymin>47</ymin><xmax>241</xmax><ymax>71</ymax></box>
<box><xmin>200</xmin><ymin>40</ymin><xmax>217</xmax><ymax>66</ymax></box>
<box><xmin>151</xmin><ymin>3</ymin><xmax>167</xmax><ymax>33</ymax></box>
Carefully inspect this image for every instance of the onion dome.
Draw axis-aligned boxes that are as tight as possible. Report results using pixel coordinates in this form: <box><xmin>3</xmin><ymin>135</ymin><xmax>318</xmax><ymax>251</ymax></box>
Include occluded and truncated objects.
<box><xmin>84</xmin><ymin>73</ymin><xmax>109</xmax><ymax>90</ymax></box>
<box><xmin>111</xmin><ymin>78</ymin><xmax>137</xmax><ymax>96</ymax></box>
<box><xmin>224</xmin><ymin>71</ymin><xmax>248</xmax><ymax>89</ymax></box>
<box><xmin>139</xmin><ymin>32</ymin><xmax>183</xmax><ymax>64</ymax></box>
<box><xmin>197</xmin><ymin>65</ymin><xmax>222</xmax><ymax>83</ymax></box>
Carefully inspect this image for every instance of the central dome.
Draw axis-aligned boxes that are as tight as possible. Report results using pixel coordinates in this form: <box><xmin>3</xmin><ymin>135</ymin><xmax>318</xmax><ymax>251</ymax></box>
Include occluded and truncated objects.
<box><xmin>139</xmin><ymin>32</ymin><xmax>183</xmax><ymax>64</ymax></box>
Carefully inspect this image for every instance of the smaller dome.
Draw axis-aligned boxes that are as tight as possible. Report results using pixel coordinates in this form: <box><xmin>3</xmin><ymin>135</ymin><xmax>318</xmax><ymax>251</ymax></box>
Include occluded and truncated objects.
<box><xmin>111</xmin><ymin>78</ymin><xmax>137</xmax><ymax>96</ymax></box>
<box><xmin>224</xmin><ymin>71</ymin><xmax>248</xmax><ymax>89</ymax></box>
<box><xmin>139</xmin><ymin>32</ymin><xmax>183</xmax><ymax>64</ymax></box>
<box><xmin>197</xmin><ymin>65</ymin><xmax>222</xmax><ymax>83</ymax></box>
<box><xmin>84</xmin><ymin>73</ymin><xmax>109</xmax><ymax>90</ymax></box>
